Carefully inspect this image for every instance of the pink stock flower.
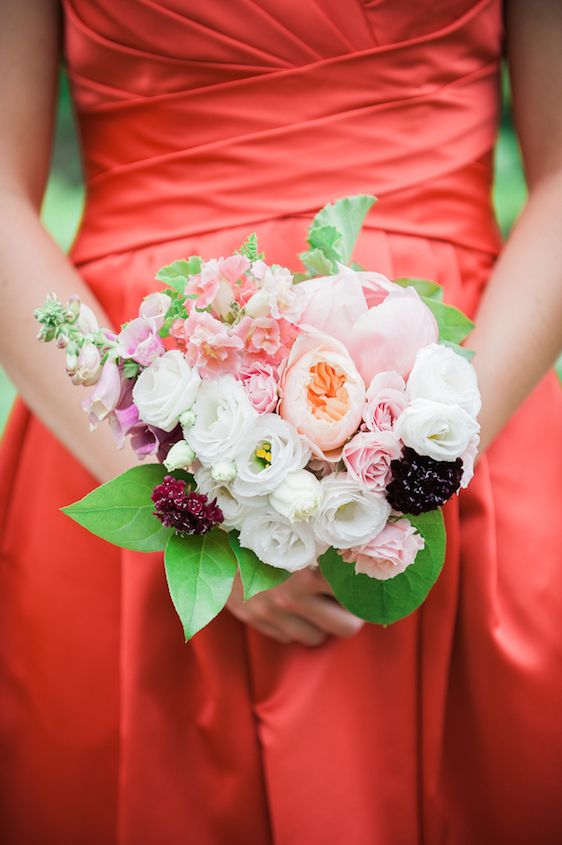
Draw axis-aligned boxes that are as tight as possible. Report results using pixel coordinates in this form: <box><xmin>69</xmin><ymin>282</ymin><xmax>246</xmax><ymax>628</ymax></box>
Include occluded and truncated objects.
<box><xmin>342</xmin><ymin>430</ymin><xmax>402</xmax><ymax>493</ymax></box>
<box><xmin>347</xmin><ymin>288</ymin><xmax>438</xmax><ymax>382</ymax></box>
<box><xmin>234</xmin><ymin>315</ymin><xmax>281</xmax><ymax>357</ymax></box>
<box><xmin>239</xmin><ymin>362</ymin><xmax>279</xmax><ymax>414</ymax></box>
<box><xmin>341</xmin><ymin>518</ymin><xmax>425</xmax><ymax>580</ymax></box>
<box><xmin>184</xmin><ymin>311</ymin><xmax>244</xmax><ymax>377</ymax></box>
<box><xmin>82</xmin><ymin>359</ymin><xmax>122</xmax><ymax>428</ymax></box>
<box><xmin>186</xmin><ymin>255</ymin><xmax>250</xmax><ymax>314</ymax></box>
<box><xmin>117</xmin><ymin>317</ymin><xmax>165</xmax><ymax>366</ymax></box>
<box><xmin>363</xmin><ymin>371</ymin><xmax>409</xmax><ymax>432</ymax></box>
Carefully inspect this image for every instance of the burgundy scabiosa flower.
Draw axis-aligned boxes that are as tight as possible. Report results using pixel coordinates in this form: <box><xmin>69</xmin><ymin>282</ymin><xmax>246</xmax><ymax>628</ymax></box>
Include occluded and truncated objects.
<box><xmin>151</xmin><ymin>475</ymin><xmax>224</xmax><ymax>536</ymax></box>
<box><xmin>385</xmin><ymin>447</ymin><xmax>463</xmax><ymax>515</ymax></box>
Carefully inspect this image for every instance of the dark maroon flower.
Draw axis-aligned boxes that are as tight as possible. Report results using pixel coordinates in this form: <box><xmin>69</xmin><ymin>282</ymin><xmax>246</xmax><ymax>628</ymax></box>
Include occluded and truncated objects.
<box><xmin>151</xmin><ymin>475</ymin><xmax>224</xmax><ymax>536</ymax></box>
<box><xmin>385</xmin><ymin>447</ymin><xmax>463</xmax><ymax>515</ymax></box>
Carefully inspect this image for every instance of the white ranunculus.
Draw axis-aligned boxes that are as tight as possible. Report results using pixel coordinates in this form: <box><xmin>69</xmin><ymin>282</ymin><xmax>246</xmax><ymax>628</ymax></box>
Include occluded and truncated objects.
<box><xmin>194</xmin><ymin>466</ymin><xmax>265</xmax><ymax>531</ymax></box>
<box><xmin>132</xmin><ymin>350</ymin><xmax>201</xmax><ymax>432</ymax></box>
<box><xmin>232</xmin><ymin>414</ymin><xmax>311</xmax><ymax>497</ymax></box>
<box><xmin>314</xmin><ymin>473</ymin><xmax>391</xmax><ymax>550</ymax></box>
<box><xmin>269</xmin><ymin>469</ymin><xmax>321</xmax><ymax>522</ymax></box>
<box><xmin>238</xmin><ymin>509</ymin><xmax>318</xmax><ymax>571</ymax></box>
<box><xmin>163</xmin><ymin>440</ymin><xmax>196</xmax><ymax>471</ymax></box>
<box><xmin>395</xmin><ymin>398</ymin><xmax>480</xmax><ymax>461</ymax></box>
<box><xmin>407</xmin><ymin>343</ymin><xmax>481</xmax><ymax>417</ymax></box>
<box><xmin>189</xmin><ymin>375</ymin><xmax>258</xmax><ymax>466</ymax></box>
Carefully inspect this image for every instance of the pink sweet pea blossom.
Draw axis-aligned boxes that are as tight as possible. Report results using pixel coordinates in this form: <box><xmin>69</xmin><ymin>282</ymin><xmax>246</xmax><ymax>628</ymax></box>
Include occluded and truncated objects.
<box><xmin>342</xmin><ymin>430</ymin><xmax>402</xmax><ymax>493</ymax></box>
<box><xmin>184</xmin><ymin>311</ymin><xmax>244</xmax><ymax>377</ymax></box>
<box><xmin>239</xmin><ymin>362</ymin><xmax>279</xmax><ymax>413</ymax></box>
<box><xmin>117</xmin><ymin>317</ymin><xmax>165</xmax><ymax>366</ymax></box>
<box><xmin>363</xmin><ymin>371</ymin><xmax>409</xmax><ymax>432</ymax></box>
<box><xmin>341</xmin><ymin>518</ymin><xmax>425</xmax><ymax>580</ymax></box>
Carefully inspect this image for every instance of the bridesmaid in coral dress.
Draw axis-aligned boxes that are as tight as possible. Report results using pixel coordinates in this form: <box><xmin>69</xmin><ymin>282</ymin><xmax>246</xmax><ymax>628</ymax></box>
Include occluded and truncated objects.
<box><xmin>1</xmin><ymin>1</ymin><xmax>562</xmax><ymax>843</ymax></box>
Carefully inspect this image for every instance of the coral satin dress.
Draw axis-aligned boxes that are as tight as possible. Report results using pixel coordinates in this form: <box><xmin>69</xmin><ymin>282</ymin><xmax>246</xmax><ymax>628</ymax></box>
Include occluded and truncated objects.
<box><xmin>2</xmin><ymin>1</ymin><xmax>562</xmax><ymax>843</ymax></box>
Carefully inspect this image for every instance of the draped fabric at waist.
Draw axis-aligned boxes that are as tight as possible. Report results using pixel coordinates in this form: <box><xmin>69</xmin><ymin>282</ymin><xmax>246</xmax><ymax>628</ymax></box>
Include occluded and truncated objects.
<box><xmin>68</xmin><ymin>0</ymin><xmax>503</xmax><ymax>265</ymax></box>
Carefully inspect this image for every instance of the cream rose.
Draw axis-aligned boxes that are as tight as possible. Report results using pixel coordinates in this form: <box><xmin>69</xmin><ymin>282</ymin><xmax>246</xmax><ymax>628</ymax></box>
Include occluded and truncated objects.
<box><xmin>395</xmin><ymin>398</ymin><xmax>480</xmax><ymax>461</ymax></box>
<box><xmin>132</xmin><ymin>350</ymin><xmax>201</xmax><ymax>432</ymax></box>
<box><xmin>407</xmin><ymin>343</ymin><xmax>481</xmax><ymax>417</ymax></box>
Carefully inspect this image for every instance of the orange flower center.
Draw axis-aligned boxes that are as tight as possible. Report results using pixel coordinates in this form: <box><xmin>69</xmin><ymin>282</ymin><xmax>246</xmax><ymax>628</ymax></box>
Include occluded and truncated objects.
<box><xmin>306</xmin><ymin>362</ymin><xmax>350</xmax><ymax>422</ymax></box>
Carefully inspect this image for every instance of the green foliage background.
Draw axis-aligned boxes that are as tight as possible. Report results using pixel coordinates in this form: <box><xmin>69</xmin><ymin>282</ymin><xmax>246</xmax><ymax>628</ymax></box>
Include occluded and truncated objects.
<box><xmin>0</xmin><ymin>69</ymin><xmax>556</xmax><ymax>435</ymax></box>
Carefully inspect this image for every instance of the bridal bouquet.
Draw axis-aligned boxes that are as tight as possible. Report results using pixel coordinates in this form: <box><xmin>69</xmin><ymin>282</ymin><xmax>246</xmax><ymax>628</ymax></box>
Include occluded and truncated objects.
<box><xmin>35</xmin><ymin>196</ymin><xmax>480</xmax><ymax>639</ymax></box>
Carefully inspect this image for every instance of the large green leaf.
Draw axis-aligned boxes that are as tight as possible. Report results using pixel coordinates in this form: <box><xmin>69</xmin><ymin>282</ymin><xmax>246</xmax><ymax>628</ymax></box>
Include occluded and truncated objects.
<box><xmin>155</xmin><ymin>257</ymin><xmax>202</xmax><ymax>294</ymax></box>
<box><xmin>164</xmin><ymin>530</ymin><xmax>238</xmax><ymax>640</ymax></box>
<box><xmin>319</xmin><ymin>509</ymin><xmax>446</xmax><ymax>625</ymax></box>
<box><xmin>299</xmin><ymin>194</ymin><xmax>377</xmax><ymax>274</ymax></box>
<box><xmin>62</xmin><ymin>464</ymin><xmax>173</xmax><ymax>552</ymax></box>
<box><xmin>420</xmin><ymin>296</ymin><xmax>474</xmax><ymax>345</ymax></box>
<box><xmin>228</xmin><ymin>531</ymin><xmax>290</xmax><ymax>600</ymax></box>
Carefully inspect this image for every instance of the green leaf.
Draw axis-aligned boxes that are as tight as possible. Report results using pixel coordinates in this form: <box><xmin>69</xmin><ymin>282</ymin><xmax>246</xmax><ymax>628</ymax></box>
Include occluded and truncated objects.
<box><xmin>394</xmin><ymin>277</ymin><xmax>443</xmax><ymax>301</ymax></box>
<box><xmin>297</xmin><ymin>246</ymin><xmax>336</xmax><ymax>277</ymax></box>
<box><xmin>420</xmin><ymin>296</ymin><xmax>475</xmax><ymax>345</ymax></box>
<box><xmin>310</xmin><ymin>194</ymin><xmax>377</xmax><ymax>265</ymax></box>
<box><xmin>62</xmin><ymin>464</ymin><xmax>173</xmax><ymax>552</ymax></box>
<box><xmin>319</xmin><ymin>509</ymin><xmax>446</xmax><ymax>625</ymax></box>
<box><xmin>164</xmin><ymin>530</ymin><xmax>238</xmax><ymax>640</ymax></box>
<box><xmin>155</xmin><ymin>257</ymin><xmax>202</xmax><ymax>293</ymax></box>
<box><xmin>228</xmin><ymin>531</ymin><xmax>290</xmax><ymax>599</ymax></box>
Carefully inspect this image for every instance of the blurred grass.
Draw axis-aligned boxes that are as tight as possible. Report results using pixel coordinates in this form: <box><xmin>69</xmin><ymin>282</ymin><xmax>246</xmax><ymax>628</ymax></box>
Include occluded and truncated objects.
<box><xmin>0</xmin><ymin>69</ymin><xmax>559</xmax><ymax>434</ymax></box>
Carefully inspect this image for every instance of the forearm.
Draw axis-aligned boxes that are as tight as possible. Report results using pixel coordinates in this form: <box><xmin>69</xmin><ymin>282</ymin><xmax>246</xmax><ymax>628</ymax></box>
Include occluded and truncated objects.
<box><xmin>0</xmin><ymin>191</ymin><xmax>138</xmax><ymax>483</ymax></box>
<box><xmin>469</xmin><ymin>169</ymin><xmax>562</xmax><ymax>452</ymax></box>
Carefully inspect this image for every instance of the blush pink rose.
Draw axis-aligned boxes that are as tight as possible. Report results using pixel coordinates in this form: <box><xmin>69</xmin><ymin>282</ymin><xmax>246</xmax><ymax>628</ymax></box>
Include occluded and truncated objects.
<box><xmin>341</xmin><ymin>518</ymin><xmax>425</xmax><ymax>580</ymax></box>
<box><xmin>279</xmin><ymin>329</ymin><xmax>365</xmax><ymax>457</ymax></box>
<box><xmin>117</xmin><ymin>317</ymin><xmax>165</xmax><ymax>366</ymax></box>
<box><xmin>342</xmin><ymin>430</ymin><xmax>401</xmax><ymax>493</ymax></box>
<box><xmin>363</xmin><ymin>371</ymin><xmax>408</xmax><ymax>432</ymax></box>
<box><xmin>239</xmin><ymin>362</ymin><xmax>279</xmax><ymax>414</ymax></box>
<box><xmin>184</xmin><ymin>311</ymin><xmax>243</xmax><ymax>377</ymax></box>
<box><xmin>347</xmin><ymin>288</ymin><xmax>438</xmax><ymax>382</ymax></box>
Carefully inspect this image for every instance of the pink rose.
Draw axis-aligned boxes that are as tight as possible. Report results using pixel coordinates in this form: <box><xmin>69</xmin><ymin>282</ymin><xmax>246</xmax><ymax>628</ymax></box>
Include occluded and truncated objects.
<box><xmin>82</xmin><ymin>359</ymin><xmax>122</xmax><ymax>428</ymax></box>
<box><xmin>117</xmin><ymin>317</ymin><xmax>165</xmax><ymax>366</ymax></box>
<box><xmin>342</xmin><ymin>430</ymin><xmax>401</xmax><ymax>493</ymax></box>
<box><xmin>239</xmin><ymin>362</ymin><xmax>279</xmax><ymax>414</ymax></box>
<box><xmin>279</xmin><ymin>329</ymin><xmax>365</xmax><ymax>457</ymax></box>
<box><xmin>347</xmin><ymin>288</ymin><xmax>438</xmax><ymax>382</ymax></box>
<box><xmin>184</xmin><ymin>311</ymin><xmax>244</xmax><ymax>378</ymax></box>
<box><xmin>363</xmin><ymin>371</ymin><xmax>408</xmax><ymax>432</ymax></box>
<box><xmin>341</xmin><ymin>518</ymin><xmax>425</xmax><ymax>580</ymax></box>
<box><xmin>138</xmin><ymin>292</ymin><xmax>171</xmax><ymax>330</ymax></box>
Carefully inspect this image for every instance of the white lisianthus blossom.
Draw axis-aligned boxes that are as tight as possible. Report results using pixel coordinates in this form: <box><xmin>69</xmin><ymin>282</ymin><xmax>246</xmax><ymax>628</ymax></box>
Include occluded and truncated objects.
<box><xmin>211</xmin><ymin>460</ymin><xmax>237</xmax><ymax>484</ymax></box>
<box><xmin>395</xmin><ymin>398</ymin><xmax>480</xmax><ymax>461</ymax></box>
<box><xmin>238</xmin><ymin>509</ymin><xmax>318</xmax><ymax>571</ymax></box>
<box><xmin>232</xmin><ymin>414</ymin><xmax>311</xmax><ymax>497</ymax></box>
<box><xmin>132</xmin><ymin>350</ymin><xmax>201</xmax><ymax>432</ymax></box>
<box><xmin>407</xmin><ymin>343</ymin><xmax>481</xmax><ymax>417</ymax></box>
<box><xmin>194</xmin><ymin>466</ymin><xmax>265</xmax><ymax>531</ymax></box>
<box><xmin>189</xmin><ymin>375</ymin><xmax>258</xmax><ymax>465</ymax></box>
<box><xmin>314</xmin><ymin>473</ymin><xmax>391</xmax><ymax>550</ymax></box>
<box><xmin>269</xmin><ymin>469</ymin><xmax>321</xmax><ymax>522</ymax></box>
<box><xmin>163</xmin><ymin>440</ymin><xmax>196</xmax><ymax>471</ymax></box>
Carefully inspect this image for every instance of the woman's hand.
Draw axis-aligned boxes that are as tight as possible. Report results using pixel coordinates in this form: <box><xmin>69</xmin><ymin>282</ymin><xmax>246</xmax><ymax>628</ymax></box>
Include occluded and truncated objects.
<box><xmin>227</xmin><ymin>567</ymin><xmax>364</xmax><ymax>646</ymax></box>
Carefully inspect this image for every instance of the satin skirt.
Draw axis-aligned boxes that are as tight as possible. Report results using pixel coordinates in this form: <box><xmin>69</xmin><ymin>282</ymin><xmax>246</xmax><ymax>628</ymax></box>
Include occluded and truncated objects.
<box><xmin>1</xmin><ymin>217</ymin><xmax>562</xmax><ymax>845</ymax></box>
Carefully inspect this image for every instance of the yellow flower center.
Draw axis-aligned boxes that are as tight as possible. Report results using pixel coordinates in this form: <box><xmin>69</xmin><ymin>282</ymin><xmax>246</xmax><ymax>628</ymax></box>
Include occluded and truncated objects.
<box><xmin>254</xmin><ymin>441</ymin><xmax>272</xmax><ymax>468</ymax></box>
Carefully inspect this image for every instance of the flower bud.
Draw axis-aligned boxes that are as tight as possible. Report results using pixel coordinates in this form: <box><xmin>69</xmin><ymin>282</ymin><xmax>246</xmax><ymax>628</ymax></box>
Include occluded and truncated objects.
<box><xmin>64</xmin><ymin>296</ymin><xmax>81</xmax><ymax>323</ymax></box>
<box><xmin>269</xmin><ymin>469</ymin><xmax>321</xmax><ymax>522</ymax></box>
<box><xmin>179</xmin><ymin>408</ymin><xmax>196</xmax><ymax>429</ymax></box>
<box><xmin>71</xmin><ymin>342</ymin><xmax>102</xmax><ymax>386</ymax></box>
<box><xmin>65</xmin><ymin>350</ymin><xmax>79</xmax><ymax>375</ymax></box>
<box><xmin>163</xmin><ymin>440</ymin><xmax>196</xmax><ymax>472</ymax></box>
<box><xmin>56</xmin><ymin>333</ymin><xmax>69</xmax><ymax>349</ymax></box>
<box><xmin>210</xmin><ymin>460</ymin><xmax>237</xmax><ymax>484</ymax></box>
<box><xmin>244</xmin><ymin>288</ymin><xmax>270</xmax><ymax>318</ymax></box>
